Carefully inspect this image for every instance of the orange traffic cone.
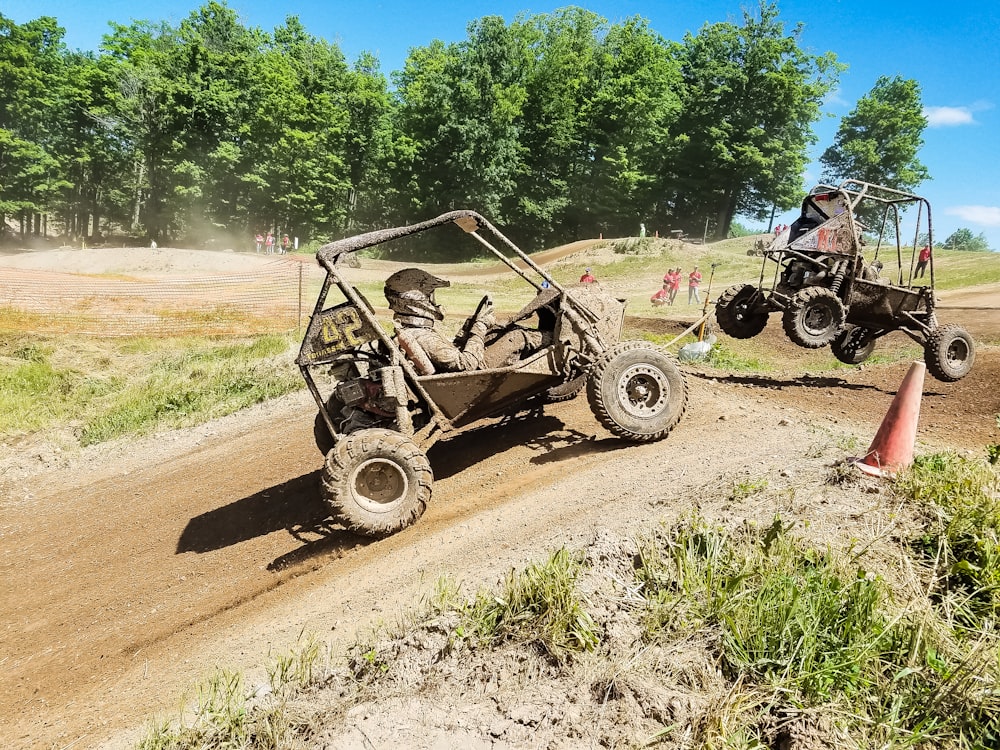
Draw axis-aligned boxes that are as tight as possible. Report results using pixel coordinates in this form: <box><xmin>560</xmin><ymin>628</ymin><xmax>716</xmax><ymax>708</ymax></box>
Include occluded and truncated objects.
<box><xmin>853</xmin><ymin>361</ymin><xmax>925</xmax><ymax>477</ymax></box>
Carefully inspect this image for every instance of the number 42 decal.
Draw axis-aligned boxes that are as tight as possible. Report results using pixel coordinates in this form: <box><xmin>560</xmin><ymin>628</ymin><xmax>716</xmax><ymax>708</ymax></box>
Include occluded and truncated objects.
<box><xmin>320</xmin><ymin>305</ymin><xmax>367</xmax><ymax>351</ymax></box>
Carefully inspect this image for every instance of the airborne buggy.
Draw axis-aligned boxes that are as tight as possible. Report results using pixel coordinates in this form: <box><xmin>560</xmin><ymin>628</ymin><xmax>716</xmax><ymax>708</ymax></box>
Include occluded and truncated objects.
<box><xmin>297</xmin><ymin>210</ymin><xmax>687</xmax><ymax>537</ymax></box>
<box><xmin>715</xmin><ymin>180</ymin><xmax>975</xmax><ymax>382</ymax></box>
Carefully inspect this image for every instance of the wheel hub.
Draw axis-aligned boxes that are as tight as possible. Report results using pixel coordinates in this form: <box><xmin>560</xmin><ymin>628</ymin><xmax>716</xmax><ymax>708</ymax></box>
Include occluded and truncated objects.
<box><xmin>351</xmin><ymin>458</ymin><xmax>409</xmax><ymax>512</ymax></box>
<box><xmin>803</xmin><ymin>305</ymin><xmax>834</xmax><ymax>334</ymax></box>
<box><xmin>618</xmin><ymin>364</ymin><xmax>668</xmax><ymax>417</ymax></box>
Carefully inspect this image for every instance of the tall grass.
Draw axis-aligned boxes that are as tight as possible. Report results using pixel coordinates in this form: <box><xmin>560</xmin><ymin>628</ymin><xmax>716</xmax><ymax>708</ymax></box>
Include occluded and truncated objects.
<box><xmin>464</xmin><ymin>547</ymin><xmax>600</xmax><ymax>661</ymax></box>
<box><xmin>0</xmin><ymin>332</ymin><xmax>302</xmax><ymax>445</ymax></box>
<box><xmin>897</xmin><ymin>453</ymin><xmax>1000</xmax><ymax>628</ymax></box>
<box><xmin>635</xmin><ymin>515</ymin><xmax>1000</xmax><ymax>747</ymax></box>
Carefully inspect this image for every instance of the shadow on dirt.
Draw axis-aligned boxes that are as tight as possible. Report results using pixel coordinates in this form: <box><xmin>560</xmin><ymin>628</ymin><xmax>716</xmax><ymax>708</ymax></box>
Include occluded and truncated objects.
<box><xmin>177</xmin><ymin>469</ymin><xmax>374</xmax><ymax>570</ymax></box>
<box><xmin>691</xmin><ymin>371</ymin><xmax>889</xmax><ymax>393</ymax></box>
<box><xmin>428</xmin><ymin>402</ymin><xmax>610</xmax><ymax>479</ymax></box>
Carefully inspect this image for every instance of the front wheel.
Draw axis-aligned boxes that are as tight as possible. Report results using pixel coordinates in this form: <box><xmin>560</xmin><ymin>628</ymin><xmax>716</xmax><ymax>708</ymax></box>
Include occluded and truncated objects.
<box><xmin>321</xmin><ymin>428</ymin><xmax>432</xmax><ymax>537</ymax></box>
<box><xmin>831</xmin><ymin>325</ymin><xmax>876</xmax><ymax>365</ymax></box>
<box><xmin>715</xmin><ymin>284</ymin><xmax>768</xmax><ymax>339</ymax></box>
<box><xmin>924</xmin><ymin>324</ymin><xmax>975</xmax><ymax>382</ymax></box>
<box><xmin>782</xmin><ymin>287</ymin><xmax>846</xmax><ymax>348</ymax></box>
<box><xmin>586</xmin><ymin>341</ymin><xmax>686</xmax><ymax>441</ymax></box>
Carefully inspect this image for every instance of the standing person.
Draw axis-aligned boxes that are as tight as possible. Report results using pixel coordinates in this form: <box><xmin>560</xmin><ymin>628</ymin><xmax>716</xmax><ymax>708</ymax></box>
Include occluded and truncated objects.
<box><xmin>281</xmin><ymin>234</ymin><xmax>290</xmax><ymax>254</ymax></box>
<box><xmin>668</xmin><ymin>268</ymin><xmax>681</xmax><ymax>305</ymax></box>
<box><xmin>915</xmin><ymin>244</ymin><xmax>931</xmax><ymax>278</ymax></box>
<box><xmin>265</xmin><ymin>232</ymin><xmax>275</xmax><ymax>254</ymax></box>
<box><xmin>662</xmin><ymin>269</ymin><xmax>675</xmax><ymax>305</ymax></box>
<box><xmin>254</xmin><ymin>232</ymin><xmax>263</xmax><ymax>253</ymax></box>
<box><xmin>580</xmin><ymin>267</ymin><xmax>596</xmax><ymax>283</ymax></box>
<box><xmin>688</xmin><ymin>265</ymin><xmax>703</xmax><ymax>305</ymax></box>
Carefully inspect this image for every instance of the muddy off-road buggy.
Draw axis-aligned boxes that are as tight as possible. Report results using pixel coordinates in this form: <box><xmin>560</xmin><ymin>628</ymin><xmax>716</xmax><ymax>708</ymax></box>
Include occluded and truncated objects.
<box><xmin>297</xmin><ymin>210</ymin><xmax>687</xmax><ymax>537</ymax></box>
<box><xmin>715</xmin><ymin>180</ymin><xmax>975</xmax><ymax>382</ymax></box>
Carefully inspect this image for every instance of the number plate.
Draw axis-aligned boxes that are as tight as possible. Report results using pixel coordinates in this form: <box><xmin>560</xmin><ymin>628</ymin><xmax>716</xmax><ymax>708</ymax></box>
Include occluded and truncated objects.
<box><xmin>300</xmin><ymin>303</ymin><xmax>379</xmax><ymax>364</ymax></box>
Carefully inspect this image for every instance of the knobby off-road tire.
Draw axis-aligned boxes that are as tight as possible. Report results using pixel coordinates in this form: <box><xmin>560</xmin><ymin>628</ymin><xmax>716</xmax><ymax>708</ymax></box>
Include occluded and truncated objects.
<box><xmin>782</xmin><ymin>287</ymin><xmax>846</xmax><ymax>349</ymax></box>
<box><xmin>924</xmin><ymin>324</ymin><xmax>976</xmax><ymax>382</ymax></box>
<box><xmin>586</xmin><ymin>341</ymin><xmax>687</xmax><ymax>441</ymax></box>
<box><xmin>321</xmin><ymin>428</ymin><xmax>432</xmax><ymax>537</ymax></box>
<box><xmin>544</xmin><ymin>374</ymin><xmax>586</xmax><ymax>403</ymax></box>
<box><xmin>831</xmin><ymin>325</ymin><xmax>877</xmax><ymax>365</ymax></box>
<box><xmin>715</xmin><ymin>283</ymin><xmax>768</xmax><ymax>339</ymax></box>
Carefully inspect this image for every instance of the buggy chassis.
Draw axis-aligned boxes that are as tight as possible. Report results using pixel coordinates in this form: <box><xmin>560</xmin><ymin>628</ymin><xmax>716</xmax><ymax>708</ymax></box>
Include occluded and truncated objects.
<box><xmin>715</xmin><ymin>180</ymin><xmax>975</xmax><ymax>382</ymax></box>
<box><xmin>296</xmin><ymin>210</ymin><xmax>687</xmax><ymax>536</ymax></box>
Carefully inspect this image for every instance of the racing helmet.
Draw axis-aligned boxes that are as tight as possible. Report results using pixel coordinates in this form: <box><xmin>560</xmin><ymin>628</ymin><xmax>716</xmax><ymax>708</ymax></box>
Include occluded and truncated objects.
<box><xmin>384</xmin><ymin>268</ymin><xmax>450</xmax><ymax>325</ymax></box>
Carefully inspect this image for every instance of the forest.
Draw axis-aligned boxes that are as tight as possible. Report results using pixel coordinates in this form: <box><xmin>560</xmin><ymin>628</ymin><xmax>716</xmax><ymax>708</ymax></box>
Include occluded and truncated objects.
<box><xmin>0</xmin><ymin>2</ymin><xmax>933</xmax><ymax>258</ymax></box>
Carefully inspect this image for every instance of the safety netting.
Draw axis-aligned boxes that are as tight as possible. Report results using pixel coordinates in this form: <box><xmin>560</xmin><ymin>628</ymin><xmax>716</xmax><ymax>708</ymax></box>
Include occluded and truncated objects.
<box><xmin>0</xmin><ymin>259</ymin><xmax>327</xmax><ymax>337</ymax></box>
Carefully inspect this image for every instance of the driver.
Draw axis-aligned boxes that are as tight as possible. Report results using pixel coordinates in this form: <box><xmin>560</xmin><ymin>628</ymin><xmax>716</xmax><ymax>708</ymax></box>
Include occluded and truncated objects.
<box><xmin>384</xmin><ymin>268</ymin><xmax>549</xmax><ymax>372</ymax></box>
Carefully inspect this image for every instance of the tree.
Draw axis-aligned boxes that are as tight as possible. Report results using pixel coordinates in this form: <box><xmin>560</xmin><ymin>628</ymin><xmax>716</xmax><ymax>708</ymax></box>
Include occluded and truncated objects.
<box><xmin>0</xmin><ymin>14</ymin><xmax>71</xmax><ymax>236</ymax></box>
<box><xmin>820</xmin><ymin>75</ymin><xmax>929</xmax><ymax>191</ymax></box>
<box><xmin>663</xmin><ymin>2</ymin><xmax>840</xmax><ymax>240</ymax></box>
<box><xmin>940</xmin><ymin>227</ymin><xmax>991</xmax><ymax>252</ymax></box>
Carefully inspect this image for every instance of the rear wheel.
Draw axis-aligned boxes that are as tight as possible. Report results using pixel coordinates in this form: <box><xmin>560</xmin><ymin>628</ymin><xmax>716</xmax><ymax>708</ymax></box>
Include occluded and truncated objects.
<box><xmin>586</xmin><ymin>341</ymin><xmax>686</xmax><ymax>441</ymax></box>
<box><xmin>715</xmin><ymin>284</ymin><xmax>768</xmax><ymax>339</ymax></box>
<box><xmin>544</xmin><ymin>374</ymin><xmax>586</xmax><ymax>403</ymax></box>
<box><xmin>924</xmin><ymin>324</ymin><xmax>975</xmax><ymax>382</ymax></box>
<box><xmin>321</xmin><ymin>428</ymin><xmax>432</xmax><ymax>537</ymax></box>
<box><xmin>782</xmin><ymin>287</ymin><xmax>846</xmax><ymax>348</ymax></box>
<box><xmin>831</xmin><ymin>325</ymin><xmax>876</xmax><ymax>365</ymax></box>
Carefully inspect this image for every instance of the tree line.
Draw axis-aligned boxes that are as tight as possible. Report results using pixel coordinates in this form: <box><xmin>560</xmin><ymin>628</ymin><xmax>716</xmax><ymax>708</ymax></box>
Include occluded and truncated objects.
<box><xmin>1</xmin><ymin>1</ymin><xmax>941</xmax><ymax>257</ymax></box>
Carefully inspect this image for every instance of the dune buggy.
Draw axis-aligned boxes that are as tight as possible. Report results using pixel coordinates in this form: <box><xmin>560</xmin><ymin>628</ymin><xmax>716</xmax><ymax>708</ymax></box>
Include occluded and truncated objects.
<box><xmin>297</xmin><ymin>210</ymin><xmax>687</xmax><ymax>537</ymax></box>
<box><xmin>715</xmin><ymin>180</ymin><xmax>975</xmax><ymax>382</ymax></box>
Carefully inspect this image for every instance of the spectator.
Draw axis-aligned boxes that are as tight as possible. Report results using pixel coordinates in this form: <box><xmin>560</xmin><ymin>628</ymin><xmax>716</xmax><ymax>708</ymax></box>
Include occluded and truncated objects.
<box><xmin>254</xmin><ymin>232</ymin><xmax>263</xmax><ymax>253</ymax></box>
<box><xmin>651</xmin><ymin>283</ymin><xmax>670</xmax><ymax>306</ymax></box>
<box><xmin>265</xmin><ymin>232</ymin><xmax>275</xmax><ymax>254</ymax></box>
<box><xmin>668</xmin><ymin>268</ymin><xmax>681</xmax><ymax>305</ymax></box>
<box><xmin>688</xmin><ymin>265</ymin><xmax>703</xmax><ymax>305</ymax></box>
<box><xmin>580</xmin><ymin>268</ymin><xmax>596</xmax><ymax>283</ymax></box>
<box><xmin>915</xmin><ymin>244</ymin><xmax>931</xmax><ymax>278</ymax></box>
<box><xmin>281</xmin><ymin>234</ymin><xmax>290</xmax><ymax>254</ymax></box>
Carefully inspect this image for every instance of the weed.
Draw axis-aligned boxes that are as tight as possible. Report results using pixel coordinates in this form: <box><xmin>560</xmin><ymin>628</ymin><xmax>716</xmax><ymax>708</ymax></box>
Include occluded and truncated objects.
<box><xmin>464</xmin><ymin>547</ymin><xmax>599</xmax><ymax>660</ymax></box>
<box><xmin>730</xmin><ymin>477</ymin><xmax>768</xmax><ymax>502</ymax></box>
<box><xmin>635</xmin><ymin>515</ymin><xmax>1000</xmax><ymax>747</ymax></box>
<box><xmin>897</xmin><ymin>452</ymin><xmax>1000</xmax><ymax>627</ymax></box>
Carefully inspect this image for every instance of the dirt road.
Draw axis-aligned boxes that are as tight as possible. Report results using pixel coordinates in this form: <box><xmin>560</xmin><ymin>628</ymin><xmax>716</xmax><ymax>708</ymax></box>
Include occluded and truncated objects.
<box><xmin>2</xmin><ymin>311</ymin><xmax>997</xmax><ymax>747</ymax></box>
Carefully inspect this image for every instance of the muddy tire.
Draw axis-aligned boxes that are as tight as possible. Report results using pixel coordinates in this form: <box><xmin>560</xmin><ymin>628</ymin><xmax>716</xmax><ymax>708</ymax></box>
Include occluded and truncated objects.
<box><xmin>321</xmin><ymin>428</ymin><xmax>432</xmax><ymax>537</ymax></box>
<box><xmin>716</xmin><ymin>283</ymin><xmax>768</xmax><ymax>339</ymax></box>
<box><xmin>586</xmin><ymin>341</ymin><xmax>686</xmax><ymax>442</ymax></box>
<box><xmin>544</xmin><ymin>374</ymin><xmax>586</xmax><ymax>403</ymax></box>
<box><xmin>782</xmin><ymin>287</ymin><xmax>846</xmax><ymax>348</ymax></box>
<box><xmin>924</xmin><ymin>324</ymin><xmax>975</xmax><ymax>382</ymax></box>
<box><xmin>831</xmin><ymin>325</ymin><xmax>876</xmax><ymax>365</ymax></box>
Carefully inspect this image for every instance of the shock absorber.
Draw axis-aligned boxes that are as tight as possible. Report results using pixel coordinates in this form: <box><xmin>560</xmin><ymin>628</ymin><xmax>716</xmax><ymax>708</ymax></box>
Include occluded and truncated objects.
<box><xmin>829</xmin><ymin>260</ymin><xmax>848</xmax><ymax>296</ymax></box>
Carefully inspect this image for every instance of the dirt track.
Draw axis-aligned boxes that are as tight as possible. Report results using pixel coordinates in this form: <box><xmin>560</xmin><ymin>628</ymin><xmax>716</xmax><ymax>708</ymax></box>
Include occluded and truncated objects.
<box><xmin>2</xmin><ymin>314</ymin><xmax>998</xmax><ymax>748</ymax></box>
<box><xmin>1</xmin><ymin>244</ymin><xmax>997</xmax><ymax>748</ymax></box>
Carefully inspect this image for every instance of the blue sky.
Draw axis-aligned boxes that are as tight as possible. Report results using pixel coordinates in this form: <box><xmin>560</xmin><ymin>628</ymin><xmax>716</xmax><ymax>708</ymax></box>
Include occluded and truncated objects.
<box><xmin>7</xmin><ymin>0</ymin><xmax>1000</xmax><ymax>249</ymax></box>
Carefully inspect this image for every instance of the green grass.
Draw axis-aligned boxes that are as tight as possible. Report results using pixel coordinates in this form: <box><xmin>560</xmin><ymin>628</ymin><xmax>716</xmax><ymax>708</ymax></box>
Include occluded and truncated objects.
<box><xmin>463</xmin><ymin>547</ymin><xmax>600</xmax><ymax>661</ymax></box>
<box><xmin>897</xmin><ymin>453</ymin><xmax>1000</xmax><ymax>628</ymax></box>
<box><xmin>0</xmin><ymin>332</ymin><xmax>302</xmax><ymax>446</ymax></box>
<box><xmin>635</xmin><ymin>515</ymin><xmax>1000</xmax><ymax>748</ymax></box>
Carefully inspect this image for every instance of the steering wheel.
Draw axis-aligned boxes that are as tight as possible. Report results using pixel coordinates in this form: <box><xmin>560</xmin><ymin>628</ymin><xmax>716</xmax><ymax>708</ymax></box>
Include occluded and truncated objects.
<box><xmin>472</xmin><ymin>294</ymin><xmax>492</xmax><ymax>321</ymax></box>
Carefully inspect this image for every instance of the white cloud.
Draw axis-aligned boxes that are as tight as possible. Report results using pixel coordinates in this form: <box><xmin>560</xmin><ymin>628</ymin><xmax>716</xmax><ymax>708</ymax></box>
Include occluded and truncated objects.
<box><xmin>824</xmin><ymin>87</ymin><xmax>848</xmax><ymax>108</ymax></box>
<box><xmin>945</xmin><ymin>205</ymin><xmax>1000</xmax><ymax>227</ymax></box>
<box><xmin>924</xmin><ymin>106</ymin><xmax>976</xmax><ymax>127</ymax></box>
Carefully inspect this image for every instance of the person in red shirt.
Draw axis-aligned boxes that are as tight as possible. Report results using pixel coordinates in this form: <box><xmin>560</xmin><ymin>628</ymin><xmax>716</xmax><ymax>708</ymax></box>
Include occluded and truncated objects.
<box><xmin>688</xmin><ymin>266</ymin><xmax>703</xmax><ymax>304</ymax></box>
<box><xmin>667</xmin><ymin>268</ymin><xmax>680</xmax><ymax>305</ymax></box>
<box><xmin>651</xmin><ymin>283</ymin><xmax>670</xmax><ymax>306</ymax></box>
<box><xmin>915</xmin><ymin>244</ymin><xmax>931</xmax><ymax>278</ymax></box>
<box><xmin>580</xmin><ymin>268</ymin><xmax>596</xmax><ymax>283</ymax></box>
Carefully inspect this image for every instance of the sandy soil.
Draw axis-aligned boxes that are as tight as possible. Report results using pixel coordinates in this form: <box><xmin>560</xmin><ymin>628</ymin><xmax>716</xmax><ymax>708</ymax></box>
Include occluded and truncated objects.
<box><xmin>0</xmin><ymin>245</ymin><xmax>997</xmax><ymax>749</ymax></box>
